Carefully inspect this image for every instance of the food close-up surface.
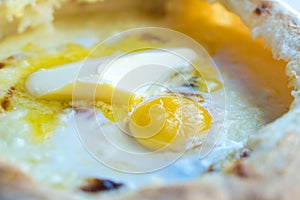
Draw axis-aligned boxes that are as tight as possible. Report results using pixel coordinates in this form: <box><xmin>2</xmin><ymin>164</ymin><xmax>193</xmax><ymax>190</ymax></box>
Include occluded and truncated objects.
<box><xmin>0</xmin><ymin>0</ymin><xmax>299</xmax><ymax>199</ymax></box>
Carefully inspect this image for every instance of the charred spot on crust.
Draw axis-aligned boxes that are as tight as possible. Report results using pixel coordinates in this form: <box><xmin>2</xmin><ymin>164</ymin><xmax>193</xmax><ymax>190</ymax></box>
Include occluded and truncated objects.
<box><xmin>80</xmin><ymin>178</ymin><xmax>123</xmax><ymax>193</ymax></box>
<box><xmin>254</xmin><ymin>7</ymin><xmax>264</xmax><ymax>15</ymax></box>
<box><xmin>230</xmin><ymin>160</ymin><xmax>251</xmax><ymax>178</ymax></box>
<box><xmin>254</xmin><ymin>2</ymin><xmax>270</xmax><ymax>15</ymax></box>
<box><xmin>1</xmin><ymin>86</ymin><xmax>16</xmax><ymax>111</ymax></box>
<box><xmin>207</xmin><ymin>164</ymin><xmax>221</xmax><ymax>173</ymax></box>
<box><xmin>240</xmin><ymin>149</ymin><xmax>251</xmax><ymax>158</ymax></box>
<box><xmin>0</xmin><ymin>63</ymin><xmax>5</xmax><ymax>69</ymax></box>
<box><xmin>207</xmin><ymin>165</ymin><xmax>215</xmax><ymax>172</ymax></box>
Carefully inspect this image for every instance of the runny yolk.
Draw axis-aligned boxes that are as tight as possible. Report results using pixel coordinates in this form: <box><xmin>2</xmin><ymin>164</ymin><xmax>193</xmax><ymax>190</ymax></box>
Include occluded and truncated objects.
<box><xmin>128</xmin><ymin>96</ymin><xmax>211</xmax><ymax>152</ymax></box>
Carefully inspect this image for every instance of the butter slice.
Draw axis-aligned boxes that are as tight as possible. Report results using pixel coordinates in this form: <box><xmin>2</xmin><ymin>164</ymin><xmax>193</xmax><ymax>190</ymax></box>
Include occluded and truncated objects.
<box><xmin>26</xmin><ymin>48</ymin><xmax>198</xmax><ymax>104</ymax></box>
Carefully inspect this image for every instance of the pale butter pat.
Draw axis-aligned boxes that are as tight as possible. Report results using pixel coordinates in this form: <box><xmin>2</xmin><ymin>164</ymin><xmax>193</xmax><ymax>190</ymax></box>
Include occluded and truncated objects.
<box><xmin>26</xmin><ymin>48</ymin><xmax>198</xmax><ymax>104</ymax></box>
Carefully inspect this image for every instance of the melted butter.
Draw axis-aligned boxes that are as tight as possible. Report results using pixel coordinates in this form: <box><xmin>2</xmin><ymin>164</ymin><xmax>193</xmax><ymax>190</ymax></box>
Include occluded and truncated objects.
<box><xmin>4</xmin><ymin>44</ymin><xmax>90</xmax><ymax>143</ymax></box>
<box><xmin>23</xmin><ymin>110</ymin><xmax>61</xmax><ymax>143</ymax></box>
<box><xmin>12</xmin><ymin>87</ymin><xmax>69</xmax><ymax>143</ymax></box>
<box><xmin>23</xmin><ymin>43</ymin><xmax>90</xmax><ymax>69</ymax></box>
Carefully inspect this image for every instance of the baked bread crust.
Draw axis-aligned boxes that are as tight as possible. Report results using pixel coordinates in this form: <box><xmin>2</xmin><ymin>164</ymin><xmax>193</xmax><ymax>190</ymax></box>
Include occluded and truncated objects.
<box><xmin>0</xmin><ymin>0</ymin><xmax>299</xmax><ymax>199</ymax></box>
<box><xmin>0</xmin><ymin>0</ymin><xmax>60</xmax><ymax>39</ymax></box>
<box><xmin>0</xmin><ymin>161</ymin><xmax>81</xmax><ymax>200</ymax></box>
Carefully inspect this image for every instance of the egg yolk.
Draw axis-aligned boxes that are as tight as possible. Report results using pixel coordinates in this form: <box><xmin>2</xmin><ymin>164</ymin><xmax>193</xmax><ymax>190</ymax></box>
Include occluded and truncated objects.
<box><xmin>129</xmin><ymin>96</ymin><xmax>211</xmax><ymax>152</ymax></box>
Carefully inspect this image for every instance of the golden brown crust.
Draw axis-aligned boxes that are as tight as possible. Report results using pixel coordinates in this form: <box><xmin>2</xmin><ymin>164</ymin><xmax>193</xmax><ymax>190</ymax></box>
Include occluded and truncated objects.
<box><xmin>0</xmin><ymin>0</ymin><xmax>61</xmax><ymax>39</ymax></box>
<box><xmin>0</xmin><ymin>0</ymin><xmax>166</xmax><ymax>40</ymax></box>
<box><xmin>214</xmin><ymin>0</ymin><xmax>300</xmax><ymax>107</ymax></box>
<box><xmin>0</xmin><ymin>0</ymin><xmax>299</xmax><ymax>200</ymax></box>
<box><xmin>0</xmin><ymin>161</ymin><xmax>80</xmax><ymax>200</ymax></box>
<box><xmin>216</xmin><ymin>0</ymin><xmax>300</xmax><ymax>59</ymax></box>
